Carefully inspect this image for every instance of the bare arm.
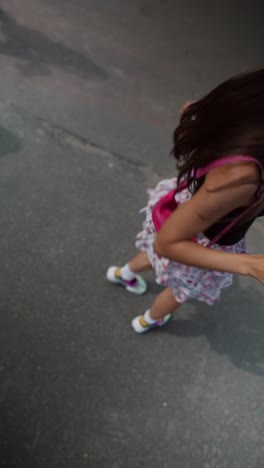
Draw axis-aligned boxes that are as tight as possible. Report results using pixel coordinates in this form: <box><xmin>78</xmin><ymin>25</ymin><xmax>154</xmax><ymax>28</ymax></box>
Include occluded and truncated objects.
<box><xmin>154</xmin><ymin>163</ymin><xmax>264</xmax><ymax>282</ymax></box>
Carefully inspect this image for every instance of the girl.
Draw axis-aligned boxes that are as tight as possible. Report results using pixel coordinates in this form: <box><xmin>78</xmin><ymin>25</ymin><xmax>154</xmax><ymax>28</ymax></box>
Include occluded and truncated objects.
<box><xmin>107</xmin><ymin>68</ymin><xmax>264</xmax><ymax>333</ymax></box>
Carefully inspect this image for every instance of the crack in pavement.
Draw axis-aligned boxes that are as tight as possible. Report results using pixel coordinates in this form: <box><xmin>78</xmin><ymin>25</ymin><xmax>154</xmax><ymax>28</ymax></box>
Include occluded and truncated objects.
<box><xmin>35</xmin><ymin>116</ymin><xmax>161</xmax><ymax>181</ymax></box>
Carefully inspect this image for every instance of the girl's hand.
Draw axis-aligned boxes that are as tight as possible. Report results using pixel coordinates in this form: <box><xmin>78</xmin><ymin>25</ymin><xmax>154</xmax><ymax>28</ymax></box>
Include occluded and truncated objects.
<box><xmin>247</xmin><ymin>255</ymin><xmax>264</xmax><ymax>285</ymax></box>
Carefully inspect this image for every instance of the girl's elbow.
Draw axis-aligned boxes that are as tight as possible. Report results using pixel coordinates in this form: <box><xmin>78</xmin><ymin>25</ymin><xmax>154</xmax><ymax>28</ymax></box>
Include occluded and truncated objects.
<box><xmin>153</xmin><ymin>238</ymin><xmax>168</xmax><ymax>257</ymax></box>
<box><xmin>154</xmin><ymin>238</ymin><xmax>184</xmax><ymax>259</ymax></box>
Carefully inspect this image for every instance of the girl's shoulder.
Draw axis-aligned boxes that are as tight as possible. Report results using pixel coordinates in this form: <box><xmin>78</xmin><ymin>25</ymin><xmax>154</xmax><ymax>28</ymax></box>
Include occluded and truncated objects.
<box><xmin>204</xmin><ymin>160</ymin><xmax>259</xmax><ymax>193</ymax></box>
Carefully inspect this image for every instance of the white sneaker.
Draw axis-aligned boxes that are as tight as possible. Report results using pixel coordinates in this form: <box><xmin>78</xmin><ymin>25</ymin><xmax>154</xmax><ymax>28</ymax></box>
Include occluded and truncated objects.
<box><xmin>131</xmin><ymin>314</ymin><xmax>171</xmax><ymax>333</ymax></box>
<box><xmin>106</xmin><ymin>266</ymin><xmax>147</xmax><ymax>295</ymax></box>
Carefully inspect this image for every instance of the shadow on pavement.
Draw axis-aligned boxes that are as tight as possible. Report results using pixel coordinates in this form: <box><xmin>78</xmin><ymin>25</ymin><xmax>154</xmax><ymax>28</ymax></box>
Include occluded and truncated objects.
<box><xmin>0</xmin><ymin>403</ymin><xmax>37</xmax><ymax>468</ymax></box>
<box><xmin>164</xmin><ymin>281</ymin><xmax>264</xmax><ymax>377</ymax></box>
<box><xmin>0</xmin><ymin>8</ymin><xmax>108</xmax><ymax>80</ymax></box>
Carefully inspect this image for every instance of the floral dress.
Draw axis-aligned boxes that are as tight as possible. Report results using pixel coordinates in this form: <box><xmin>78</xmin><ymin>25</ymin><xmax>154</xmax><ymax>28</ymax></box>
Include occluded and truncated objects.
<box><xmin>136</xmin><ymin>178</ymin><xmax>247</xmax><ymax>305</ymax></box>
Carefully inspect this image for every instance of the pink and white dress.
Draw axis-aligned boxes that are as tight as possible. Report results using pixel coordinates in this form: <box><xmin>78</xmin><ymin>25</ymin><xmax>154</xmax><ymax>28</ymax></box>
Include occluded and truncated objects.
<box><xmin>136</xmin><ymin>178</ymin><xmax>247</xmax><ymax>305</ymax></box>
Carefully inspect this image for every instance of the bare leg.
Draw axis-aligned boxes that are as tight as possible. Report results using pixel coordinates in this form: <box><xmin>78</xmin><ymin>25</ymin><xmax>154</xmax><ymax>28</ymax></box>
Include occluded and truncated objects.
<box><xmin>149</xmin><ymin>287</ymin><xmax>180</xmax><ymax>320</ymax></box>
<box><xmin>131</xmin><ymin>287</ymin><xmax>181</xmax><ymax>332</ymax></box>
<box><xmin>128</xmin><ymin>251</ymin><xmax>153</xmax><ymax>273</ymax></box>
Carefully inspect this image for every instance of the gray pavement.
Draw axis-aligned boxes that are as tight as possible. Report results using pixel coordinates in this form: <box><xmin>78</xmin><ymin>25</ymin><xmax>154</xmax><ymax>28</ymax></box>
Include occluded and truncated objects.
<box><xmin>0</xmin><ymin>1</ymin><xmax>263</xmax><ymax>467</ymax></box>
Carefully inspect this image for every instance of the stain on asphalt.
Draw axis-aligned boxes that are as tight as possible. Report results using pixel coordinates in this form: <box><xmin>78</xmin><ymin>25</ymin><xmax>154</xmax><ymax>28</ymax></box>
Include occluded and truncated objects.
<box><xmin>0</xmin><ymin>125</ymin><xmax>22</xmax><ymax>157</ymax></box>
<box><xmin>0</xmin><ymin>9</ymin><xmax>108</xmax><ymax>80</ymax></box>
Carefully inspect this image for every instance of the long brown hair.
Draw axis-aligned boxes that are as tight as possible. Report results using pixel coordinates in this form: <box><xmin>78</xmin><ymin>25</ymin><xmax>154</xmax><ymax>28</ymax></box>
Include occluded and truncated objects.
<box><xmin>172</xmin><ymin>68</ymin><xmax>264</xmax><ymax>187</ymax></box>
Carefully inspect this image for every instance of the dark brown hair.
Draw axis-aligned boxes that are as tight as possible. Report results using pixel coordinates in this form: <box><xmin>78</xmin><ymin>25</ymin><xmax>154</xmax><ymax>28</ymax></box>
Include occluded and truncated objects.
<box><xmin>172</xmin><ymin>68</ymin><xmax>264</xmax><ymax>187</ymax></box>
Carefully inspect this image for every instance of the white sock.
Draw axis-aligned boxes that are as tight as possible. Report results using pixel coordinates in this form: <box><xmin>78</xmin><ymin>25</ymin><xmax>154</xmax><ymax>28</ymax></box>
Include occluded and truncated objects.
<box><xmin>144</xmin><ymin>309</ymin><xmax>157</xmax><ymax>324</ymax></box>
<box><xmin>120</xmin><ymin>263</ymin><xmax>136</xmax><ymax>281</ymax></box>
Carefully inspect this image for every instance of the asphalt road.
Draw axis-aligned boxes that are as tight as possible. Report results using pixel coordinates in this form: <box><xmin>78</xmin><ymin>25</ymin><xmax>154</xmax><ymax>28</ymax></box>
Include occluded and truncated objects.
<box><xmin>0</xmin><ymin>1</ymin><xmax>263</xmax><ymax>467</ymax></box>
